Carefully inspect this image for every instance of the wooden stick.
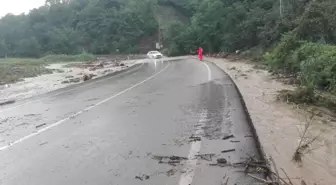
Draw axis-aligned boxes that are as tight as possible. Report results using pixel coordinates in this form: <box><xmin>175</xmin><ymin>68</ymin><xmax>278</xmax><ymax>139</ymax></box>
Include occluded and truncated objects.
<box><xmin>281</xmin><ymin>168</ymin><xmax>294</xmax><ymax>185</ymax></box>
<box><xmin>247</xmin><ymin>173</ymin><xmax>272</xmax><ymax>184</ymax></box>
<box><xmin>221</xmin><ymin>149</ymin><xmax>235</xmax><ymax>153</ymax></box>
<box><xmin>269</xmin><ymin>157</ymin><xmax>280</xmax><ymax>185</ymax></box>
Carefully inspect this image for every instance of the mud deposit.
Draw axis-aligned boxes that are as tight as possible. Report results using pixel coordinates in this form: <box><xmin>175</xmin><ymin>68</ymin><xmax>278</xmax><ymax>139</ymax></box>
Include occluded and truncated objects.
<box><xmin>209</xmin><ymin>57</ymin><xmax>336</xmax><ymax>185</ymax></box>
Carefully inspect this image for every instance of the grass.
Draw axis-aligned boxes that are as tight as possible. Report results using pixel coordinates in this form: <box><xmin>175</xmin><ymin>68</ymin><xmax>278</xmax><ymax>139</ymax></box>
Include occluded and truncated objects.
<box><xmin>41</xmin><ymin>53</ymin><xmax>96</xmax><ymax>63</ymax></box>
<box><xmin>0</xmin><ymin>53</ymin><xmax>96</xmax><ymax>85</ymax></box>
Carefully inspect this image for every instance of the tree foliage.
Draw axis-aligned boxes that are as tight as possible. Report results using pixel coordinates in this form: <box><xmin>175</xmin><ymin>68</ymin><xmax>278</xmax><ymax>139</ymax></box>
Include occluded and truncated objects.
<box><xmin>0</xmin><ymin>0</ymin><xmax>158</xmax><ymax>57</ymax></box>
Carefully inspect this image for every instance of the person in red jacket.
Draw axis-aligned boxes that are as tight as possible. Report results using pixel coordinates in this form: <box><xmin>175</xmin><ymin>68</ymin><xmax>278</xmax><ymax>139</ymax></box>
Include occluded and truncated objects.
<box><xmin>197</xmin><ymin>47</ymin><xmax>203</xmax><ymax>61</ymax></box>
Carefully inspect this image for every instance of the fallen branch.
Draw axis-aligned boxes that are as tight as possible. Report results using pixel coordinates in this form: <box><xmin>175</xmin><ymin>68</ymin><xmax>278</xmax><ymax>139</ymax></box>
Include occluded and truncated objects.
<box><xmin>0</xmin><ymin>100</ymin><xmax>15</xmax><ymax>106</ymax></box>
<box><xmin>222</xmin><ymin>135</ymin><xmax>234</xmax><ymax>140</ymax></box>
<box><xmin>221</xmin><ymin>149</ymin><xmax>235</xmax><ymax>153</ymax></box>
<box><xmin>247</xmin><ymin>173</ymin><xmax>273</xmax><ymax>184</ymax></box>
<box><xmin>281</xmin><ymin>168</ymin><xmax>294</xmax><ymax>185</ymax></box>
<box><xmin>270</xmin><ymin>157</ymin><xmax>280</xmax><ymax>185</ymax></box>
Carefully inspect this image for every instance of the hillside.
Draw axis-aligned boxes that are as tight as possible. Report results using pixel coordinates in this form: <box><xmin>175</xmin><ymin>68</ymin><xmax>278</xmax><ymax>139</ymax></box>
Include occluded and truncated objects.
<box><xmin>0</xmin><ymin>0</ymin><xmax>159</xmax><ymax>57</ymax></box>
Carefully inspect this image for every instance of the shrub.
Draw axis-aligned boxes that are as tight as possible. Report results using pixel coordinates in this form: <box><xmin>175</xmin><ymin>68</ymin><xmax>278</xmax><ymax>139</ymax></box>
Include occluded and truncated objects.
<box><xmin>264</xmin><ymin>33</ymin><xmax>302</xmax><ymax>74</ymax></box>
<box><xmin>296</xmin><ymin>43</ymin><xmax>336</xmax><ymax>92</ymax></box>
<box><xmin>266</xmin><ymin>38</ymin><xmax>336</xmax><ymax>93</ymax></box>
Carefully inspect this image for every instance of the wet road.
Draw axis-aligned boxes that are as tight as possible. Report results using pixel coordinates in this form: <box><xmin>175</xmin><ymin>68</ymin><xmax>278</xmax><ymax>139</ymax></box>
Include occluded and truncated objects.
<box><xmin>0</xmin><ymin>58</ymin><xmax>263</xmax><ymax>185</ymax></box>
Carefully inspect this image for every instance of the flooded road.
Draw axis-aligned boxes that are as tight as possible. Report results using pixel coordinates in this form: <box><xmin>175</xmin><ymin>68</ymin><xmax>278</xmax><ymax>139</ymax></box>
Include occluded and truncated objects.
<box><xmin>0</xmin><ymin>58</ymin><xmax>264</xmax><ymax>185</ymax></box>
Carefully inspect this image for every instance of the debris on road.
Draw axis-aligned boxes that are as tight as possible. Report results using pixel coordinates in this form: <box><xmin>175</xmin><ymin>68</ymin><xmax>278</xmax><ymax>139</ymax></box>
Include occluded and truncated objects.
<box><xmin>83</xmin><ymin>74</ymin><xmax>92</xmax><ymax>81</ymax></box>
<box><xmin>217</xmin><ymin>158</ymin><xmax>227</xmax><ymax>164</ymax></box>
<box><xmin>65</xmin><ymin>75</ymin><xmax>74</xmax><ymax>79</ymax></box>
<box><xmin>222</xmin><ymin>134</ymin><xmax>234</xmax><ymax>140</ymax></box>
<box><xmin>35</xmin><ymin>123</ymin><xmax>47</xmax><ymax>129</ymax></box>
<box><xmin>166</xmin><ymin>169</ymin><xmax>177</xmax><ymax>177</ymax></box>
<box><xmin>152</xmin><ymin>155</ymin><xmax>188</xmax><ymax>166</ymax></box>
<box><xmin>39</xmin><ymin>141</ymin><xmax>48</xmax><ymax>146</ymax></box>
<box><xmin>221</xmin><ymin>149</ymin><xmax>236</xmax><ymax>153</ymax></box>
<box><xmin>15</xmin><ymin>122</ymin><xmax>29</xmax><ymax>128</ymax></box>
<box><xmin>152</xmin><ymin>155</ymin><xmax>188</xmax><ymax>161</ymax></box>
<box><xmin>195</xmin><ymin>153</ymin><xmax>215</xmax><ymax>161</ymax></box>
<box><xmin>230</xmin><ymin>140</ymin><xmax>240</xmax><ymax>143</ymax></box>
<box><xmin>0</xmin><ymin>99</ymin><xmax>15</xmax><ymax>106</ymax></box>
<box><xmin>0</xmin><ymin>129</ymin><xmax>8</xmax><ymax>134</ymax></box>
<box><xmin>221</xmin><ymin>174</ymin><xmax>230</xmax><ymax>185</ymax></box>
<box><xmin>68</xmin><ymin>77</ymin><xmax>81</xmax><ymax>83</ymax></box>
<box><xmin>134</xmin><ymin>174</ymin><xmax>150</xmax><ymax>181</ymax></box>
<box><xmin>189</xmin><ymin>135</ymin><xmax>201</xmax><ymax>142</ymax></box>
<box><xmin>55</xmin><ymin>69</ymin><xmax>65</xmax><ymax>73</ymax></box>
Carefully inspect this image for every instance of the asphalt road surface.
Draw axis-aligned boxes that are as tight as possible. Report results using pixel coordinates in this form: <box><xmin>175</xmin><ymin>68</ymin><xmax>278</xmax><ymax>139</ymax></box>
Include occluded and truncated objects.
<box><xmin>0</xmin><ymin>58</ymin><xmax>264</xmax><ymax>185</ymax></box>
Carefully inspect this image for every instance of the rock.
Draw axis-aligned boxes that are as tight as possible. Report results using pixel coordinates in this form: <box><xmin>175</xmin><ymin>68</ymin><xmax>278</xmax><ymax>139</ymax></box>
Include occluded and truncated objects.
<box><xmin>83</xmin><ymin>74</ymin><xmax>95</xmax><ymax>81</ymax></box>
<box><xmin>120</xmin><ymin>63</ymin><xmax>125</xmax><ymax>66</ymax></box>
<box><xmin>97</xmin><ymin>62</ymin><xmax>104</xmax><ymax>68</ymax></box>
<box><xmin>103</xmin><ymin>69</ymin><xmax>113</xmax><ymax>74</ymax></box>
<box><xmin>166</xmin><ymin>169</ymin><xmax>176</xmax><ymax>177</ymax></box>
<box><xmin>135</xmin><ymin>174</ymin><xmax>150</xmax><ymax>181</ymax></box>
<box><xmin>217</xmin><ymin>158</ymin><xmax>227</xmax><ymax>164</ymax></box>
<box><xmin>56</xmin><ymin>69</ymin><xmax>65</xmax><ymax>73</ymax></box>
<box><xmin>83</xmin><ymin>75</ymin><xmax>90</xmax><ymax>81</ymax></box>
<box><xmin>229</xmin><ymin>67</ymin><xmax>237</xmax><ymax>70</ymax></box>
<box><xmin>65</xmin><ymin>75</ymin><xmax>74</xmax><ymax>79</ymax></box>
<box><xmin>61</xmin><ymin>80</ymin><xmax>70</xmax><ymax>84</ymax></box>
<box><xmin>69</xmin><ymin>77</ymin><xmax>81</xmax><ymax>83</ymax></box>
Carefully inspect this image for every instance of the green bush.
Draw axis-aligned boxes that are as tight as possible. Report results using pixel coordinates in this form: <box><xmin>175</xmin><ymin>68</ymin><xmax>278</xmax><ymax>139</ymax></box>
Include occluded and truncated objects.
<box><xmin>266</xmin><ymin>39</ymin><xmax>336</xmax><ymax>93</ymax></box>
<box><xmin>297</xmin><ymin>43</ymin><xmax>336</xmax><ymax>92</ymax></box>
<box><xmin>264</xmin><ymin>33</ymin><xmax>302</xmax><ymax>74</ymax></box>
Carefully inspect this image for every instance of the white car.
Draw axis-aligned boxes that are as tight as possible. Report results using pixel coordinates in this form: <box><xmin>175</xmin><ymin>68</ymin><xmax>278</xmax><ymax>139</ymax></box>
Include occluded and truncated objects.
<box><xmin>147</xmin><ymin>51</ymin><xmax>163</xmax><ymax>59</ymax></box>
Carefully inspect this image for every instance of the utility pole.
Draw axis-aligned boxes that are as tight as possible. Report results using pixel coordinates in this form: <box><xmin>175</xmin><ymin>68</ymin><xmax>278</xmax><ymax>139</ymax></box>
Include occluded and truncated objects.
<box><xmin>280</xmin><ymin>0</ymin><xmax>283</xmax><ymax>18</ymax></box>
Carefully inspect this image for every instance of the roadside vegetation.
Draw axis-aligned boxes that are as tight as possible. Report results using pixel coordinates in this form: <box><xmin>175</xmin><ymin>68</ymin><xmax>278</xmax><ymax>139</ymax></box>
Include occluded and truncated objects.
<box><xmin>0</xmin><ymin>53</ymin><xmax>95</xmax><ymax>85</ymax></box>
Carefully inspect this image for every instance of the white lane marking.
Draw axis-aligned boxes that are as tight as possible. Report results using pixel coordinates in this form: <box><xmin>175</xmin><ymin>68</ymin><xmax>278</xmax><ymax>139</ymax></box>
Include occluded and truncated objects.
<box><xmin>179</xmin><ymin>109</ymin><xmax>208</xmax><ymax>185</ymax></box>
<box><xmin>0</xmin><ymin>62</ymin><xmax>170</xmax><ymax>151</ymax></box>
<box><xmin>0</xmin><ymin>63</ymin><xmax>145</xmax><ymax>113</ymax></box>
<box><xmin>202</xmin><ymin>63</ymin><xmax>212</xmax><ymax>81</ymax></box>
<box><xmin>179</xmin><ymin>62</ymin><xmax>212</xmax><ymax>185</ymax></box>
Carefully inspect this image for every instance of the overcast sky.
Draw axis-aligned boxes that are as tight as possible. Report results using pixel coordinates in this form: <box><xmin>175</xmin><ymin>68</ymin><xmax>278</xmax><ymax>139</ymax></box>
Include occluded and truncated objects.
<box><xmin>0</xmin><ymin>0</ymin><xmax>45</xmax><ymax>17</ymax></box>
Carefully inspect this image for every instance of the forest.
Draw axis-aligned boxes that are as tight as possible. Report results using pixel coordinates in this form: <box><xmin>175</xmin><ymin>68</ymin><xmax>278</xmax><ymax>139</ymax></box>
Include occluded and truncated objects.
<box><xmin>0</xmin><ymin>0</ymin><xmax>158</xmax><ymax>57</ymax></box>
<box><xmin>0</xmin><ymin>0</ymin><xmax>336</xmax><ymax>96</ymax></box>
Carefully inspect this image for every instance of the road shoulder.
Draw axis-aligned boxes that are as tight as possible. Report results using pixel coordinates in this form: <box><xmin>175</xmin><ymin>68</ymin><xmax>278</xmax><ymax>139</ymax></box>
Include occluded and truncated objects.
<box><xmin>208</xmin><ymin>57</ymin><xmax>336</xmax><ymax>185</ymax></box>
